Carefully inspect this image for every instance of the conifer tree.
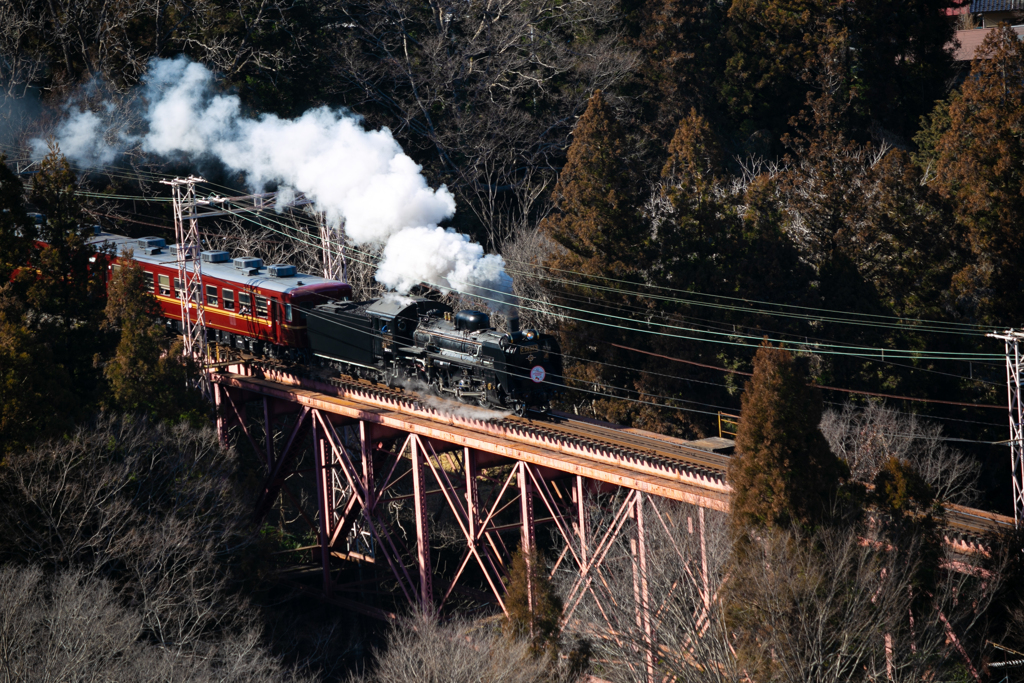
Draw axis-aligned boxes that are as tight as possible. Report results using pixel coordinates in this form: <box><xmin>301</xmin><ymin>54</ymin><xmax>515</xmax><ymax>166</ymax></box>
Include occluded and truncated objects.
<box><xmin>503</xmin><ymin>548</ymin><xmax>563</xmax><ymax>659</ymax></box>
<box><xmin>632</xmin><ymin>0</ymin><xmax>727</xmax><ymax>138</ymax></box>
<box><xmin>539</xmin><ymin>91</ymin><xmax>649</xmax><ymax>426</ymax></box>
<box><xmin>656</xmin><ymin>109</ymin><xmax>731</xmax><ymax>292</ymax></box>
<box><xmin>0</xmin><ymin>305</ymin><xmax>77</xmax><ymax>455</ymax></box>
<box><xmin>0</xmin><ymin>153</ymin><xmax>77</xmax><ymax>453</ymax></box>
<box><xmin>722</xmin><ymin>0</ymin><xmax>954</xmax><ymax>143</ymax></box>
<box><xmin>727</xmin><ymin>342</ymin><xmax>846</xmax><ymax>534</ymax></box>
<box><xmin>26</xmin><ymin>145</ymin><xmax>107</xmax><ymax>397</ymax></box>
<box><xmin>103</xmin><ymin>254</ymin><xmax>203</xmax><ymax>418</ymax></box>
<box><xmin>541</xmin><ymin>90</ymin><xmax>645</xmax><ymax>280</ymax></box>
<box><xmin>933</xmin><ymin>24</ymin><xmax>1024</xmax><ymax>326</ymax></box>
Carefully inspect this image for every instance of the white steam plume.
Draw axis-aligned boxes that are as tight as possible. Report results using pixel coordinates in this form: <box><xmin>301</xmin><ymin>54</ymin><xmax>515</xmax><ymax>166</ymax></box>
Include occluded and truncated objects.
<box><xmin>31</xmin><ymin>55</ymin><xmax>515</xmax><ymax>311</ymax></box>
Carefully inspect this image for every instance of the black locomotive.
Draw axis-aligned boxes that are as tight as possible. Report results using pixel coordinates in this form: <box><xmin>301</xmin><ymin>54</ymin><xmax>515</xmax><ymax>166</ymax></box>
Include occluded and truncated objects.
<box><xmin>304</xmin><ymin>296</ymin><xmax>563</xmax><ymax>414</ymax></box>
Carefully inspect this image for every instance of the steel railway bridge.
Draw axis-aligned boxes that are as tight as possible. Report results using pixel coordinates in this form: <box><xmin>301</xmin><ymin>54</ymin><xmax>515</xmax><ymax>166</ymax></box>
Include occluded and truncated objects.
<box><xmin>208</xmin><ymin>361</ymin><xmax>1012</xmax><ymax>680</ymax></box>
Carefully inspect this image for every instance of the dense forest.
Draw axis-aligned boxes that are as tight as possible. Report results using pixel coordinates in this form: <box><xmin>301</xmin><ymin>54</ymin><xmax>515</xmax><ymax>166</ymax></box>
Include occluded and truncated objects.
<box><xmin>4</xmin><ymin>0</ymin><xmax>1024</xmax><ymax>679</ymax></box>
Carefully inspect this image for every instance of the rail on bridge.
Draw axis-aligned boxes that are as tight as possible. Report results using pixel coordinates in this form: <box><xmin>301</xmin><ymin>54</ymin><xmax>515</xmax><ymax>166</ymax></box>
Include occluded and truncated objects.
<box><xmin>209</xmin><ymin>362</ymin><xmax>1012</xmax><ymax>680</ymax></box>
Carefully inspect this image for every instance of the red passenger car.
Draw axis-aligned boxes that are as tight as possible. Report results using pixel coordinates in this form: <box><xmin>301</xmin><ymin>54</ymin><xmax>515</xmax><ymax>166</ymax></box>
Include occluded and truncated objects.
<box><xmin>87</xmin><ymin>231</ymin><xmax>352</xmax><ymax>359</ymax></box>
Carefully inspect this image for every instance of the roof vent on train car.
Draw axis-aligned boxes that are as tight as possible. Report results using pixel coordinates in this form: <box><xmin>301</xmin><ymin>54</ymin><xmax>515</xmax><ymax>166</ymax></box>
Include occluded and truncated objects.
<box><xmin>136</xmin><ymin>236</ymin><xmax>165</xmax><ymax>255</ymax></box>
<box><xmin>267</xmin><ymin>264</ymin><xmax>297</xmax><ymax>278</ymax></box>
<box><xmin>455</xmin><ymin>310</ymin><xmax>490</xmax><ymax>332</ymax></box>
<box><xmin>200</xmin><ymin>250</ymin><xmax>231</xmax><ymax>264</ymax></box>
<box><xmin>233</xmin><ymin>257</ymin><xmax>262</xmax><ymax>271</ymax></box>
<box><xmin>172</xmin><ymin>243</ymin><xmax>198</xmax><ymax>259</ymax></box>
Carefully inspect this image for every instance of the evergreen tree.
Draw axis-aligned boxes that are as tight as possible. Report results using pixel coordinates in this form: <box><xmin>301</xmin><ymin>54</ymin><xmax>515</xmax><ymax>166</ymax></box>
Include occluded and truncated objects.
<box><xmin>630</xmin><ymin>0</ymin><xmax>728</xmax><ymax>139</ymax></box>
<box><xmin>620</xmin><ymin>110</ymin><xmax>737</xmax><ymax>436</ymax></box>
<box><xmin>933</xmin><ymin>24</ymin><xmax>1024</xmax><ymax>326</ymax></box>
<box><xmin>539</xmin><ymin>91</ymin><xmax>651</xmax><ymax>426</ymax></box>
<box><xmin>503</xmin><ymin>548</ymin><xmax>563</xmax><ymax>659</ymax></box>
<box><xmin>0</xmin><ymin>301</ymin><xmax>77</xmax><ymax>456</ymax></box>
<box><xmin>26</xmin><ymin>145</ymin><xmax>107</xmax><ymax>400</ymax></box>
<box><xmin>722</xmin><ymin>0</ymin><xmax>954</xmax><ymax>145</ymax></box>
<box><xmin>103</xmin><ymin>253</ymin><xmax>203</xmax><ymax>419</ymax></box>
<box><xmin>727</xmin><ymin>342</ymin><xmax>846</xmax><ymax>534</ymax></box>
<box><xmin>0</xmin><ymin>153</ymin><xmax>77</xmax><ymax>454</ymax></box>
<box><xmin>541</xmin><ymin>90</ymin><xmax>645</xmax><ymax>280</ymax></box>
<box><xmin>657</xmin><ymin>108</ymin><xmax>730</xmax><ymax>290</ymax></box>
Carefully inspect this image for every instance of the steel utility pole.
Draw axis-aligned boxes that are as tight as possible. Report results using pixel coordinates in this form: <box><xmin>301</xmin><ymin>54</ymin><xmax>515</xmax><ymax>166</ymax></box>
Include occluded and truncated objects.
<box><xmin>162</xmin><ymin>176</ymin><xmax>210</xmax><ymax>400</ymax></box>
<box><xmin>989</xmin><ymin>329</ymin><xmax>1024</xmax><ymax>527</ymax></box>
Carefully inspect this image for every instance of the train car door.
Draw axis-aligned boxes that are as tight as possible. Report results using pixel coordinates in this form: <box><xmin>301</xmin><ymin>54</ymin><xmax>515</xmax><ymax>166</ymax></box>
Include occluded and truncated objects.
<box><xmin>270</xmin><ymin>298</ymin><xmax>281</xmax><ymax>344</ymax></box>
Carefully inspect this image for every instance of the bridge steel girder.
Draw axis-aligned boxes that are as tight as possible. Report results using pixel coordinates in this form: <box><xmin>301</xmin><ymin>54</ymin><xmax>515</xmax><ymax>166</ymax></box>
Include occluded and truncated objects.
<box><xmin>210</xmin><ymin>364</ymin><xmax>998</xmax><ymax>683</ymax></box>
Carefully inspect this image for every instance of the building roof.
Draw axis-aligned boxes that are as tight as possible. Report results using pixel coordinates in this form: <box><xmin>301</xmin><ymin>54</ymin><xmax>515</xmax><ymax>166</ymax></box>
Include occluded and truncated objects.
<box><xmin>953</xmin><ymin>25</ymin><xmax>1024</xmax><ymax>60</ymax></box>
<box><xmin>971</xmin><ymin>0</ymin><xmax>1024</xmax><ymax>12</ymax></box>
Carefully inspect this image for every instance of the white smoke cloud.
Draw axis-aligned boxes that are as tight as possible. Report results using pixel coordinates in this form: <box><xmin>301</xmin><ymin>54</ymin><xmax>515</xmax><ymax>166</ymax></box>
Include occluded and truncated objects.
<box><xmin>376</xmin><ymin>226</ymin><xmax>515</xmax><ymax>310</ymax></box>
<box><xmin>30</xmin><ymin>55</ymin><xmax>514</xmax><ymax>312</ymax></box>
<box><xmin>30</xmin><ymin>107</ymin><xmax>122</xmax><ymax>167</ymax></box>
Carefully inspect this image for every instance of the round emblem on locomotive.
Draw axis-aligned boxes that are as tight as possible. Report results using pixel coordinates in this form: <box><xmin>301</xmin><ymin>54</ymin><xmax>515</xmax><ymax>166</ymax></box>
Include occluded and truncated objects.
<box><xmin>530</xmin><ymin>366</ymin><xmax>546</xmax><ymax>383</ymax></box>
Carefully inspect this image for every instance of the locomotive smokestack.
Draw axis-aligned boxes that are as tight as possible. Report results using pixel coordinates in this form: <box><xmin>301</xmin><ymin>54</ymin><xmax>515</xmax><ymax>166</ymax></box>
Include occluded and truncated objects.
<box><xmin>508</xmin><ymin>310</ymin><xmax>520</xmax><ymax>333</ymax></box>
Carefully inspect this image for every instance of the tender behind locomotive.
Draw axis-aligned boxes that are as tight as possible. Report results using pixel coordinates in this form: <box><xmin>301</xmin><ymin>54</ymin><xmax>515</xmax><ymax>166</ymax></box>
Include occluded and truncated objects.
<box><xmin>306</xmin><ymin>297</ymin><xmax>562</xmax><ymax>414</ymax></box>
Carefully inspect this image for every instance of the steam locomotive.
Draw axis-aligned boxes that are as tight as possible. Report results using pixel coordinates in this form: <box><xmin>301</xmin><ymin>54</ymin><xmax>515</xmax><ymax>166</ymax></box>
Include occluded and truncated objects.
<box><xmin>85</xmin><ymin>229</ymin><xmax>563</xmax><ymax>414</ymax></box>
<box><xmin>307</xmin><ymin>297</ymin><xmax>563</xmax><ymax>414</ymax></box>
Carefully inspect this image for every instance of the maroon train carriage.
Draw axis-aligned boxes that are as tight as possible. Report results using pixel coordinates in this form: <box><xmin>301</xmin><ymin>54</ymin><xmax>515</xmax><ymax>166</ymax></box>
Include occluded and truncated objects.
<box><xmin>87</xmin><ymin>231</ymin><xmax>352</xmax><ymax>360</ymax></box>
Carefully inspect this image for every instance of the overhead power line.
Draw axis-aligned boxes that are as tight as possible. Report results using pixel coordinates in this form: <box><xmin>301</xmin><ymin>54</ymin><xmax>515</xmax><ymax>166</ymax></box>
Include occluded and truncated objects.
<box><xmin>611</xmin><ymin>343</ymin><xmax>1004</xmax><ymax>410</ymax></box>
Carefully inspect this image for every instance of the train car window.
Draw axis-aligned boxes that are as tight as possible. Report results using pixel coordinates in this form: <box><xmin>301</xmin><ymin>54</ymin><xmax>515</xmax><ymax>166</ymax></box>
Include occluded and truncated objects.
<box><xmin>143</xmin><ymin>272</ymin><xmax>154</xmax><ymax>295</ymax></box>
<box><xmin>223</xmin><ymin>289</ymin><xmax>235</xmax><ymax>311</ymax></box>
<box><xmin>255</xmin><ymin>295</ymin><xmax>269</xmax><ymax>318</ymax></box>
<box><xmin>205</xmin><ymin>285</ymin><xmax>218</xmax><ymax>307</ymax></box>
<box><xmin>238</xmin><ymin>292</ymin><xmax>252</xmax><ymax>314</ymax></box>
<box><xmin>174</xmin><ymin>278</ymin><xmax>182</xmax><ymax>297</ymax></box>
<box><xmin>158</xmin><ymin>274</ymin><xmax>170</xmax><ymax>296</ymax></box>
<box><xmin>284</xmin><ymin>304</ymin><xmax>293</xmax><ymax>323</ymax></box>
<box><xmin>112</xmin><ymin>264</ymin><xmax>121</xmax><ymax>274</ymax></box>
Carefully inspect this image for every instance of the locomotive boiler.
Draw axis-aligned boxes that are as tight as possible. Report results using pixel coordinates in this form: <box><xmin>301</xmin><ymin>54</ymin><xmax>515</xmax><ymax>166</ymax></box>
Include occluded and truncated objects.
<box><xmin>305</xmin><ymin>297</ymin><xmax>563</xmax><ymax>415</ymax></box>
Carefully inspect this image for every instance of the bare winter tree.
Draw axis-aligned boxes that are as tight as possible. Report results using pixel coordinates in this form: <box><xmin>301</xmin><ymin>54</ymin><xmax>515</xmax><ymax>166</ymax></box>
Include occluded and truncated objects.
<box><xmin>820</xmin><ymin>402</ymin><xmax>981</xmax><ymax>505</ymax></box>
<box><xmin>0</xmin><ymin>566</ymin><xmax>312</xmax><ymax>682</ymax></box>
<box><xmin>327</xmin><ymin>0</ymin><xmax>637</xmax><ymax>244</ymax></box>
<box><xmin>726</xmin><ymin>524</ymin><xmax>997</xmax><ymax>683</ymax></box>
<box><xmin>205</xmin><ymin>212</ymin><xmax>389</xmax><ymax>301</ymax></box>
<box><xmin>0</xmin><ymin>414</ymin><xmax>261</xmax><ymax>649</ymax></box>
<box><xmin>0</xmin><ymin>2</ymin><xmax>47</xmax><ymax>99</ymax></box>
<box><xmin>0</xmin><ymin>0</ymin><xmax>330</xmax><ymax>94</ymax></box>
<box><xmin>500</xmin><ymin>221</ymin><xmax>563</xmax><ymax>333</ymax></box>
<box><xmin>556</xmin><ymin>495</ymin><xmax>737</xmax><ymax>683</ymax></box>
<box><xmin>207</xmin><ymin>213</ymin><xmax>322</xmax><ymax>274</ymax></box>
<box><xmin>348</xmin><ymin>611</ymin><xmax>570</xmax><ymax>683</ymax></box>
<box><xmin>557</xmin><ymin>492</ymin><xmax>998</xmax><ymax>682</ymax></box>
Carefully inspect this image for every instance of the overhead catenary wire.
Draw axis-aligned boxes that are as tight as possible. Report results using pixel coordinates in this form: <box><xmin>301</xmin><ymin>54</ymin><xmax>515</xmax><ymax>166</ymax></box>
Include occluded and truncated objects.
<box><xmin>9</xmin><ymin>160</ymin><xmax>1012</xmax><ymax>429</ymax></box>
<box><xmin>610</xmin><ymin>343</ymin><xmax>1006</xmax><ymax>410</ymax></box>
<box><xmin>199</xmin><ymin>196</ymin><xmax>1003</xmax><ymax>363</ymax></box>
<box><xmin>66</xmin><ymin>167</ymin><xmax>998</xmax><ymax>340</ymax></box>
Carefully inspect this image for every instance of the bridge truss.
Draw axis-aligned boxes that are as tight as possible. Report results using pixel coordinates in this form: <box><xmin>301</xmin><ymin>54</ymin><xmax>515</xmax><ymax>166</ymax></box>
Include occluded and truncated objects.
<box><xmin>209</xmin><ymin>363</ymin><xmax>1005</xmax><ymax>682</ymax></box>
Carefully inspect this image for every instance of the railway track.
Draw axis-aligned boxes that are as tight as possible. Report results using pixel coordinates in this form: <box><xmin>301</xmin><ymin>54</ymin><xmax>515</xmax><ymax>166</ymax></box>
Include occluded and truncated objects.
<box><xmin>211</xmin><ymin>357</ymin><xmax>1015</xmax><ymax>548</ymax></box>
